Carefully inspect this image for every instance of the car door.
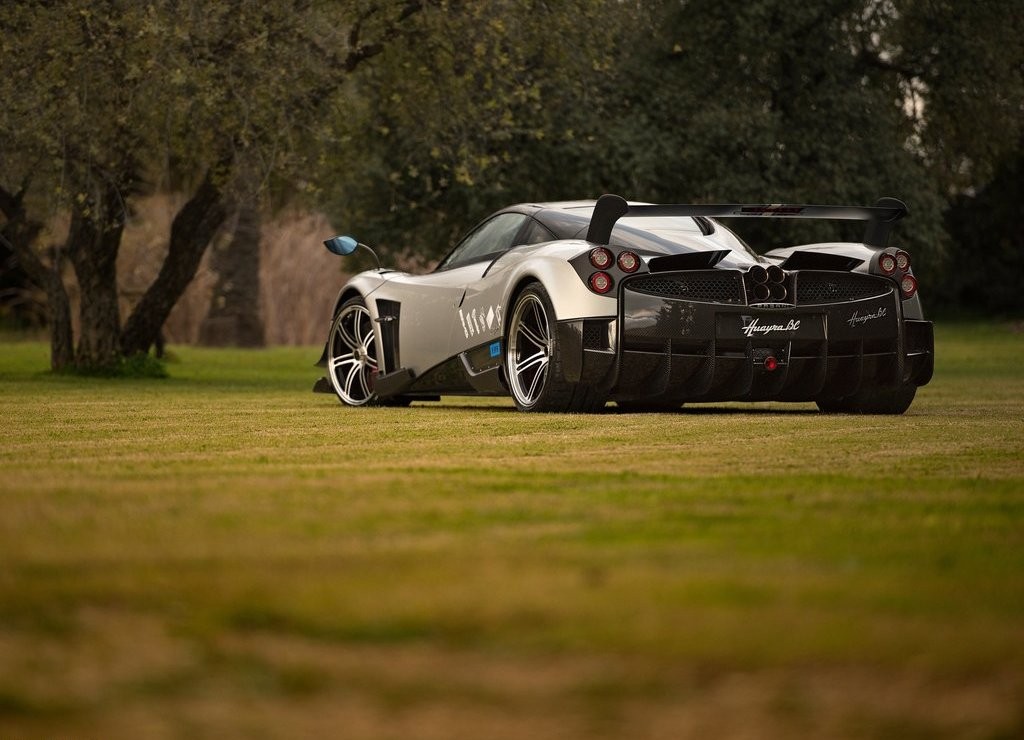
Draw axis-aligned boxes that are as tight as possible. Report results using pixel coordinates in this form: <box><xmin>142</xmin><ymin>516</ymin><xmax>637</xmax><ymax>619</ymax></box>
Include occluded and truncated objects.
<box><xmin>384</xmin><ymin>212</ymin><xmax>531</xmax><ymax>375</ymax></box>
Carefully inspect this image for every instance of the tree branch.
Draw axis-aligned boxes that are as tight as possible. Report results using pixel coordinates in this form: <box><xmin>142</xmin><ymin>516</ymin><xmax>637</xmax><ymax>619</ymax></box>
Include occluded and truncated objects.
<box><xmin>856</xmin><ymin>47</ymin><xmax>926</xmax><ymax>80</ymax></box>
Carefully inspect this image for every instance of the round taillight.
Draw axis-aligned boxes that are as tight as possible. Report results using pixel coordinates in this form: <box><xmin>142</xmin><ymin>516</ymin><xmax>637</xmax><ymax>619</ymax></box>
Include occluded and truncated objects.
<box><xmin>764</xmin><ymin>356</ymin><xmax>778</xmax><ymax>372</ymax></box>
<box><xmin>766</xmin><ymin>265</ymin><xmax>785</xmax><ymax>284</ymax></box>
<box><xmin>879</xmin><ymin>253</ymin><xmax>897</xmax><ymax>274</ymax></box>
<box><xmin>900</xmin><ymin>274</ymin><xmax>918</xmax><ymax>298</ymax></box>
<box><xmin>589</xmin><ymin>247</ymin><xmax>614</xmax><ymax>270</ymax></box>
<box><xmin>895</xmin><ymin>250</ymin><xmax>911</xmax><ymax>271</ymax></box>
<box><xmin>589</xmin><ymin>271</ymin><xmax>614</xmax><ymax>294</ymax></box>
<box><xmin>617</xmin><ymin>251</ymin><xmax>640</xmax><ymax>273</ymax></box>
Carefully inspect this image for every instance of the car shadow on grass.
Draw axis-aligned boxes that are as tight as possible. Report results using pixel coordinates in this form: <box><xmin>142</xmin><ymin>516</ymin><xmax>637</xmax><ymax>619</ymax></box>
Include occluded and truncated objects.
<box><xmin>405</xmin><ymin>401</ymin><xmax>823</xmax><ymax>416</ymax></box>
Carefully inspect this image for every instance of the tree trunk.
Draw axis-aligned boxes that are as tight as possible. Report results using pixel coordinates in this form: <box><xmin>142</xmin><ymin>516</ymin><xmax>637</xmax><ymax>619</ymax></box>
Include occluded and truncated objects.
<box><xmin>121</xmin><ymin>165</ymin><xmax>232</xmax><ymax>356</ymax></box>
<box><xmin>0</xmin><ymin>186</ymin><xmax>74</xmax><ymax>370</ymax></box>
<box><xmin>66</xmin><ymin>188</ymin><xmax>124</xmax><ymax>370</ymax></box>
<box><xmin>198</xmin><ymin>201</ymin><xmax>265</xmax><ymax>347</ymax></box>
<box><xmin>44</xmin><ymin>264</ymin><xmax>74</xmax><ymax>370</ymax></box>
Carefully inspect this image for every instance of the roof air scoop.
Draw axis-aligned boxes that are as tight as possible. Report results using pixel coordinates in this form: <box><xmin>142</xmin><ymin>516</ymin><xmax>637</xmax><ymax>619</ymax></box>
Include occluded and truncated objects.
<box><xmin>586</xmin><ymin>194</ymin><xmax>630</xmax><ymax>244</ymax></box>
<box><xmin>648</xmin><ymin>250</ymin><xmax>730</xmax><ymax>272</ymax></box>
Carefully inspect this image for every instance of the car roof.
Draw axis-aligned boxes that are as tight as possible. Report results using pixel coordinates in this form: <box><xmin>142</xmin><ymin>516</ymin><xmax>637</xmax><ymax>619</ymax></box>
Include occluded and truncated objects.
<box><xmin>504</xmin><ymin>200</ymin><xmax>706</xmax><ymax>246</ymax></box>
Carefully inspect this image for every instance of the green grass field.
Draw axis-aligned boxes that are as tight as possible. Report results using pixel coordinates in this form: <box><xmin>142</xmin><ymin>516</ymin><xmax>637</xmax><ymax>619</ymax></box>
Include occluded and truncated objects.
<box><xmin>1</xmin><ymin>323</ymin><xmax>1022</xmax><ymax>739</ymax></box>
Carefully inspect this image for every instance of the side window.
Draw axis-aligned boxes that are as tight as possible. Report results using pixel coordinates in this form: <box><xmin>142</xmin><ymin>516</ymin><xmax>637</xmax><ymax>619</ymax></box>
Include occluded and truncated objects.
<box><xmin>520</xmin><ymin>218</ymin><xmax>556</xmax><ymax>246</ymax></box>
<box><xmin>438</xmin><ymin>213</ymin><xmax>528</xmax><ymax>270</ymax></box>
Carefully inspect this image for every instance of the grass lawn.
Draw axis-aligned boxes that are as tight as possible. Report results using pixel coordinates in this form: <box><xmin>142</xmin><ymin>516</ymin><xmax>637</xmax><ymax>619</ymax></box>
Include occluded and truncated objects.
<box><xmin>0</xmin><ymin>322</ymin><xmax>1022</xmax><ymax>738</ymax></box>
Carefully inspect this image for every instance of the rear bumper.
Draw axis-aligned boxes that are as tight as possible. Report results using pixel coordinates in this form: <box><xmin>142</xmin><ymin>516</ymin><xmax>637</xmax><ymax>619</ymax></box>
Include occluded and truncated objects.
<box><xmin>561</xmin><ymin>271</ymin><xmax>934</xmax><ymax>403</ymax></box>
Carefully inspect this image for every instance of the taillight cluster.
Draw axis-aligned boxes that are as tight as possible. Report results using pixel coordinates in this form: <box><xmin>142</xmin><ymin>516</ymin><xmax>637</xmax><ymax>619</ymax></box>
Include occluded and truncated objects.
<box><xmin>876</xmin><ymin>248</ymin><xmax>917</xmax><ymax>299</ymax></box>
<box><xmin>586</xmin><ymin>247</ymin><xmax>641</xmax><ymax>295</ymax></box>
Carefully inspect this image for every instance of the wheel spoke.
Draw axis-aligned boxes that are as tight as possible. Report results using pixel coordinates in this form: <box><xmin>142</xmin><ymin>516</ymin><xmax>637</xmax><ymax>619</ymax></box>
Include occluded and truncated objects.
<box><xmin>525</xmin><ymin>361</ymin><xmax>548</xmax><ymax>401</ymax></box>
<box><xmin>343</xmin><ymin>363</ymin><xmax>362</xmax><ymax>398</ymax></box>
<box><xmin>354</xmin><ymin>313</ymin><xmax>369</xmax><ymax>346</ymax></box>
<box><xmin>518</xmin><ymin>322</ymin><xmax>547</xmax><ymax>350</ymax></box>
<box><xmin>516</xmin><ymin>349</ymin><xmax>547</xmax><ymax>375</ymax></box>
<box><xmin>359</xmin><ymin>367</ymin><xmax>373</xmax><ymax>398</ymax></box>
<box><xmin>338</xmin><ymin>318</ymin><xmax>359</xmax><ymax>350</ymax></box>
<box><xmin>529</xmin><ymin>301</ymin><xmax>549</xmax><ymax>343</ymax></box>
<box><xmin>331</xmin><ymin>355</ymin><xmax>357</xmax><ymax>373</ymax></box>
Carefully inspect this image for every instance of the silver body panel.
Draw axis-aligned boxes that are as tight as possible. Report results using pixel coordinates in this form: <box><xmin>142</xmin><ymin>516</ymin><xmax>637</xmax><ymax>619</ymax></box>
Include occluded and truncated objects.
<box><xmin>319</xmin><ymin>197</ymin><xmax>932</xmax><ymax>406</ymax></box>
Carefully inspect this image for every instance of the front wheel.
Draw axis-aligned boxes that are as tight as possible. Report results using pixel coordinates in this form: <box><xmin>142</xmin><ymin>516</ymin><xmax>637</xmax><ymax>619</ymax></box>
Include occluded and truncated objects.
<box><xmin>326</xmin><ymin>297</ymin><xmax>411</xmax><ymax>407</ymax></box>
<box><xmin>816</xmin><ymin>385</ymin><xmax>917</xmax><ymax>415</ymax></box>
<box><xmin>327</xmin><ymin>297</ymin><xmax>379</xmax><ymax>406</ymax></box>
<box><xmin>505</xmin><ymin>283</ymin><xmax>604</xmax><ymax>413</ymax></box>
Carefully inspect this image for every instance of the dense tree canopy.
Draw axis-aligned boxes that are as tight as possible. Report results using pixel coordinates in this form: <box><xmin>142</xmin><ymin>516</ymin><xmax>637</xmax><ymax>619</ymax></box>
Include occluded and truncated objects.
<box><xmin>0</xmin><ymin>0</ymin><xmax>428</xmax><ymax>369</ymax></box>
<box><xmin>0</xmin><ymin>0</ymin><xmax>1020</xmax><ymax>372</ymax></box>
<box><xmin>326</xmin><ymin>0</ymin><xmax>1021</xmax><ymax>299</ymax></box>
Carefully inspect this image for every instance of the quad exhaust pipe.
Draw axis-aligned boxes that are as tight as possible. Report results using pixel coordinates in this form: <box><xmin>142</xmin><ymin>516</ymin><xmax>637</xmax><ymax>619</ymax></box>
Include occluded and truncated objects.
<box><xmin>748</xmin><ymin>265</ymin><xmax>788</xmax><ymax>302</ymax></box>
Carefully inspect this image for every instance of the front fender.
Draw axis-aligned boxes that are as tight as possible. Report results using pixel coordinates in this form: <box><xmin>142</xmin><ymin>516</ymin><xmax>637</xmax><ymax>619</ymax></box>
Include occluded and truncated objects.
<box><xmin>316</xmin><ymin>271</ymin><xmax>394</xmax><ymax>367</ymax></box>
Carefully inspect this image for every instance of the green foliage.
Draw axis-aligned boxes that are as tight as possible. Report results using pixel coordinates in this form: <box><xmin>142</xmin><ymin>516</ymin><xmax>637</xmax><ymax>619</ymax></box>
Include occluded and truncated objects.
<box><xmin>0</xmin><ymin>0</ymin><xmax>429</xmax><ymax>369</ymax></box>
<box><xmin>891</xmin><ymin>0</ymin><xmax>1024</xmax><ymax>192</ymax></box>
<box><xmin>319</xmin><ymin>0</ymin><xmax>642</xmax><ymax>259</ymax></box>
<box><xmin>0</xmin><ymin>0</ymin><xmax>360</xmax><ymax>215</ymax></box>
<box><xmin>321</xmin><ymin>0</ymin><xmax>1019</xmax><ymax>307</ymax></box>
<box><xmin>1</xmin><ymin>0</ymin><xmax>1020</xmax><ymax>336</ymax></box>
<box><xmin>940</xmin><ymin>146</ymin><xmax>1024</xmax><ymax>316</ymax></box>
<box><xmin>58</xmin><ymin>351</ymin><xmax>168</xmax><ymax>379</ymax></box>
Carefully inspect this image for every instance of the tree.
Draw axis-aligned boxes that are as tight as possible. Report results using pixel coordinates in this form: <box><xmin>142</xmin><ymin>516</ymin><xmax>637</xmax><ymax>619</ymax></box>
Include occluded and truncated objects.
<box><xmin>317</xmin><ymin>0</ymin><xmax>645</xmax><ymax>260</ymax></box>
<box><xmin>0</xmin><ymin>0</ymin><xmax>428</xmax><ymax>370</ymax></box>
<box><xmin>326</xmin><ymin>0</ymin><xmax>1020</xmax><ymax>308</ymax></box>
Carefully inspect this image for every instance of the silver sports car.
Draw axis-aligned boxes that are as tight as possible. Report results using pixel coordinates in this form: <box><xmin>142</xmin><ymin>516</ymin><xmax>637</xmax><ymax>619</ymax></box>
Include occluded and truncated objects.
<box><xmin>314</xmin><ymin>194</ymin><xmax>934</xmax><ymax>413</ymax></box>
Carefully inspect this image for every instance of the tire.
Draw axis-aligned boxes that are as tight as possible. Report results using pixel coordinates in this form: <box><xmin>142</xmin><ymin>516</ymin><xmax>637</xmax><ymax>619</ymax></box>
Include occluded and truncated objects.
<box><xmin>504</xmin><ymin>283</ymin><xmax>605</xmax><ymax>413</ymax></box>
<box><xmin>816</xmin><ymin>385</ymin><xmax>917</xmax><ymax>415</ymax></box>
<box><xmin>326</xmin><ymin>296</ymin><xmax>410</xmax><ymax>408</ymax></box>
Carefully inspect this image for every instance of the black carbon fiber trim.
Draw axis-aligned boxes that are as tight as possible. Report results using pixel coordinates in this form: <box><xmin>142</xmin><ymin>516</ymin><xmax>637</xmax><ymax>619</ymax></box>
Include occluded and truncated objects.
<box><xmin>625</xmin><ymin>271</ymin><xmax>745</xmax><ymax>304</ymax></box>
<box><xmin>795</xmin><ymin>272</ymin><xmax>894</xmax><ymax>305</ymax></box>
<box><xmin>614</xmin><ymin>286</ymin><xmax>930</xmax><ymax>403</ymax></box>
<box><xmin>582</xmin><ymin>319</ymin><xmax>611</xmax><ymax>351</ymax></box>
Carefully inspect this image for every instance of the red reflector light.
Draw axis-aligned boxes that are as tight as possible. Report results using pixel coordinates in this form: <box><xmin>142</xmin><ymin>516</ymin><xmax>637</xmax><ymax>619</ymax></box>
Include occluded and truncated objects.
<box><xmin>589</xmin><ymin>271</ymin><xmax>614</xmax><ymax>294</ymax></box>
<box><xmin>879</xmin><ymin>253</ymin><xmax>897</xmax><ymax>274</ymax></box>
<box><xmin>617</xmin><ymin>251</ymin><xmax>640</xmax><ymax>273</ymax></box>
<box><xmin>900</xmin><ymin>274</ymin><xmax>918</xmax><ymax>298</ymax></box>
<box><xmin>589</xmin><ymin>247</ymin><xmax>614</xmax><ymax>270</ymax></box>
<box><xmin>764</xmin><ymin>356</ymin><xmax>778</xmax><ymax>372</ymax></box>
<box><xmin>895</xmin><ymin>250</ymin><xmax>911</xmax><ymax>271</ymax></box>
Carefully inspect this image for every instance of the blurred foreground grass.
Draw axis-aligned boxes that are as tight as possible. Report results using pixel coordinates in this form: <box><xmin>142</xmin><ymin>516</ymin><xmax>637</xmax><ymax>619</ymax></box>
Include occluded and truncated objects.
<box><xmin>0</xmin><ymin>323</ymin><xmax>1022</xmax><ymax>738</ymax></box>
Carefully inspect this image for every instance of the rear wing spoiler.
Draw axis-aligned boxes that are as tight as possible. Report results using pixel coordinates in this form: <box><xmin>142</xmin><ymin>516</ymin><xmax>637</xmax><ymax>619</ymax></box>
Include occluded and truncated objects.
<box><xmin>586</xmin><ymin>194</ymin><xmax>908</xmax><ymax>248</ymax></box>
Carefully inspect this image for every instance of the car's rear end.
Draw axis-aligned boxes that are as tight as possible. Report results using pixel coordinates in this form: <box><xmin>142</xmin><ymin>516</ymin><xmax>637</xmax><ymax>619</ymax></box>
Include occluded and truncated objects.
<box><xmin>611</xmin><ymin>264</ymin><xmax>933</xmax><ymax>407</ymax></box>
<box><xmin>564</xmin><ymin>195</ymin><xmax>934</xmax><ymax>413</ymax></box>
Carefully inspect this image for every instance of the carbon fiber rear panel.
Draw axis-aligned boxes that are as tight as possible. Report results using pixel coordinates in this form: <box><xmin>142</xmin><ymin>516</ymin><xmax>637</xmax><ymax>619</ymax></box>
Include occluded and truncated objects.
<box><xmin>613</xmin><ymin>269</ymin><xmax>931</xmax><ymax>402</ymax></box>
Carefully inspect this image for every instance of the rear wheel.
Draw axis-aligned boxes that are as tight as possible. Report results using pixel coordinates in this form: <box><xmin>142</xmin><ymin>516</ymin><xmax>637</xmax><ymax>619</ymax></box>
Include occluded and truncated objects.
<box><xmin>505</xmin><ymin>283</ymin><xmax>604</xmax><ymax>413</ymax></box>
<box><xmin>816</xmin><ymin>385</ymin><xmax>917</xmax><ymax>415</ymax></box>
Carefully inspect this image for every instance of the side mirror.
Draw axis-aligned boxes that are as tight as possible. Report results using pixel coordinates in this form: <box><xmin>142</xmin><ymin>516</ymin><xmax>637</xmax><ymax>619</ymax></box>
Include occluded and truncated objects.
<box><xmin>324</xmin><ymin>235</ymin><xmax>359</xmax><ymax>256</ymax></box>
